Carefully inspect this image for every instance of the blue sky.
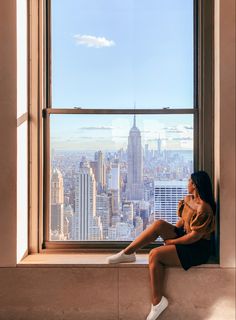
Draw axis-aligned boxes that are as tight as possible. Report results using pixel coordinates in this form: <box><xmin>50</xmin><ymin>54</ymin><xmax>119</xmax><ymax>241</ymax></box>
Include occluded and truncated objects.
<box><xmin>51</xmin><ymin>0</ymin><xmax>194</xmax><ymax>151</ymax></box>
<box><xmin>52</xmin><ymin>0</ymin><xmax>193</xmax><ymax>109</ymax></box>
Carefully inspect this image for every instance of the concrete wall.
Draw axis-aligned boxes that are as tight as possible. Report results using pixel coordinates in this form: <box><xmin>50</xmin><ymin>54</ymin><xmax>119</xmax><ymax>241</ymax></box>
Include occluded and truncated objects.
<box><xmin>0</xmin><ymin>0</ymin><xmax>235</xmax><ymax>319</ymax></box>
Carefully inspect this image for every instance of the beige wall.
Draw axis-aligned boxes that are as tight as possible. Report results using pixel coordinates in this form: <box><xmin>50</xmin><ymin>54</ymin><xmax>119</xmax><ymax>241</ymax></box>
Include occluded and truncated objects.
<box><xmin>215</xmin><ymin>0</ymin><xmax>236</xmax><ymax>268</ymax></box>
<box><xmin>0</xmin><ymin>0</ymin><xmax>17</xmax><ymax>267</ymax></box>
<box><xmin>0</xmin><ymin>266</ymin><xmax>234</xmax><ymax>320</ymax></box>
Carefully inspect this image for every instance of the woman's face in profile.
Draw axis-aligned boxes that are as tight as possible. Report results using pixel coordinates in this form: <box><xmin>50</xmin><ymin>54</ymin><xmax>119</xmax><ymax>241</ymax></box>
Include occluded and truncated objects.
<box><xmin>187</xmin><ymin>178</ymin><xmax>195</xmax><ymax>194</ymax></box>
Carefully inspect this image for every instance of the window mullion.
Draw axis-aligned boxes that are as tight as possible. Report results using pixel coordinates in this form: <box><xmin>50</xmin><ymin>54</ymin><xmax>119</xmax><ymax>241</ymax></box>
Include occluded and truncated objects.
<box><xmin>43</xmin><ymin>108</ymin><xmax>197</xmax><ymax>116</ymax></box>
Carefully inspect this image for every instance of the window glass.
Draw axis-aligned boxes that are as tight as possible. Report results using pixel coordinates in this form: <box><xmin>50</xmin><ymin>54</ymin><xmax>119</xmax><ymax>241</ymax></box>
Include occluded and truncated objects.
<box><xmin>50</xmin><ymin>114</ymin><xmax>193</xmax><ymax>241</ymax></box>
<box><xmin>51</xmin><ymin>0</ymin><xmax>194</xmax><ymax>109</ymax></box>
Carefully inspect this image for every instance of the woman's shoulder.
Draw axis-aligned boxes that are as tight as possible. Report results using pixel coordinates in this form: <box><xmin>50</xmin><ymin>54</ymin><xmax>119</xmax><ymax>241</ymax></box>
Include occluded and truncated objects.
<box><xmin>197</xmin><ymin>201</ymin><xmax>213</xmax><ymax>214</ymax></box>
<box><xmin>190</xmin><ymin>201</ymin><xmax>215</xmax><ymax>233</ymax></box>
<box><xmin>183</xmin><ymin>194</ymin><xmax>193</xmax><ymax>203</ymax></box>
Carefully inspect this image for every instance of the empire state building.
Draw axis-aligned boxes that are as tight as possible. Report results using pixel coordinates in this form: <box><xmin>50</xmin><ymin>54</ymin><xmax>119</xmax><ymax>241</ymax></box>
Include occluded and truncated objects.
<box><xmin>127</xmin><ymin>115</ymin><xmax>143</xmax><ymax>200</ymax></box>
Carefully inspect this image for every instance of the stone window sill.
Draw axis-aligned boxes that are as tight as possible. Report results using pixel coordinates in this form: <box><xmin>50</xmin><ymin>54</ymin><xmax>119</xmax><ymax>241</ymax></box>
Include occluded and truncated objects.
<box><xmin>17</xmin><ymin>253</ymin><xmax>220</xmax><ymax>268</ymax></box>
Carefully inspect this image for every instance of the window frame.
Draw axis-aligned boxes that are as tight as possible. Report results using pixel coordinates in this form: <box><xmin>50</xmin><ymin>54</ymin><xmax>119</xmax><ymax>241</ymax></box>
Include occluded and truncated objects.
<box><xmin>28</xmin><ymin>0</ymin><xmax>216</xmax><ymax>255</ymax></box>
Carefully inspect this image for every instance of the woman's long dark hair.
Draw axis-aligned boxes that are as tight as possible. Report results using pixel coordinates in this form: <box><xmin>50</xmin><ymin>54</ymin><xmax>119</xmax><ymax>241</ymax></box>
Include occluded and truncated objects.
<box><xmin>191</xmin><ymin>171</ymin><xmax>216</xmax><ymax>214</ymax></box>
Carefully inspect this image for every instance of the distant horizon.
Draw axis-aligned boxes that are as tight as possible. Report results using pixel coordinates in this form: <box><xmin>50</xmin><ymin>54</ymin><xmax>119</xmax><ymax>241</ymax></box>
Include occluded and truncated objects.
<box><xmin>52</xmin><ymin>148</ymin><xmax>193</xmax><ymax>153</ymax></box>
<box><xmin>50</xmin><ymin>114</ymin><xmax>193</xmax><ymax>151</ymax></box>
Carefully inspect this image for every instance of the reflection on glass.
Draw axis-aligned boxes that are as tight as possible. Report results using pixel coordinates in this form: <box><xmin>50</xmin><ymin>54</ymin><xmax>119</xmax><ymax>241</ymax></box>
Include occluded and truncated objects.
<box><xmin>52</xmin><ymin>0</ymin><xmax>194</xmax><ymax>108</ymax></box>
<box><xmin>49</xmin><ymin>114</ymin><xmax>193</xmax><ymax>241</ymax></box>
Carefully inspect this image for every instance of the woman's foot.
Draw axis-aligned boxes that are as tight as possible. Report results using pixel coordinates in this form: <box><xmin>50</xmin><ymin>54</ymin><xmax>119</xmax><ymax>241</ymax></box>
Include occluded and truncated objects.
<box><xmin>106</xmin><ymin>249</ymin><xmax>136</xmax><ymax>264</ymax></box>
<box><xmin>146</xmin><ymin>296</ymin><xmax>168</xmax><ymax>320</ymax></box>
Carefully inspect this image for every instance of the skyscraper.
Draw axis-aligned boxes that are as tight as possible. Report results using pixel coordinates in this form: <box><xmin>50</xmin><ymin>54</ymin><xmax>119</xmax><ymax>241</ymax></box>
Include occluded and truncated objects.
<box><xmin>127</xmin><ymin>115</ymin><xmax>143</xmax><ymax>200</ymax></box>
<box><xmin>157</xmin><ymin>135</ymin><xmax>162</xmax><ymax>156</ymax></box>
<box><xmin>50</xmin><ymin>169</ymin><xmax>64</xmax><ymax>239</ymax></box>
<box><xmin>122</xmin><ymin>202</ymin><xmax>134</xmax><ymax>226</ymax></box>
<box><xmin>116</xmin><ymin>222</ymin><xmax>132</xmax><ymax>240</ymax></box>
<box><xmin>134</xmin><ymin>216</ymin><xmax>144</xmax><ymax>237</ymax></box>
<box><xmin>154</xmin><ymin>180</ymin><xmax>187</xmax><ymax>225</ymax></box>
<box><xmin>94</xmin><ymin>150</ymin><xmax>106</xmax><ymax>193</ymax></box>
<box><xmin>110</xmin><ymin>160</ymin><xmax>120</xmax><ymax>190</ymax></box>
<box><xmin>63</xmin><ymin>204</ymin><xmax>73</xmax><ymax>240</ymax></box>
<box><xmin>73</xmin><ymin>160</ymin><xmax>102</xmax><ymax>240</ymax></box>
<box><xmin>144</xmin><ymin>143</ymin><xmax>149</xmax><ymax>161</ymax></box>
<box><xmin>96</xmin><ymin>193</ymin><xmax>112</xmax><ymax>239</ymax></box>
<box><xmin>109</xmin><ymin>160</ymin><xmax>120</xmax><ymax>214</ymax></box>
<box><xmin>51</xmin><ymin>168</ymin><xmax>64</xmax><ymax>204</ymax></box>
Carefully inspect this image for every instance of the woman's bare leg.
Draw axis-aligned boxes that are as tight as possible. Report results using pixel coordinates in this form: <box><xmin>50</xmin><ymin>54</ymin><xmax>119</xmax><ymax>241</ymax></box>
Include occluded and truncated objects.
<box><xmin>122</xmin><ymin>219</ymin><xmax>181</xmax><ymax>306</ymax></box>
<box><xmin>148</xmin><ymin>245</ymin><xmax>182</xmax><ymax>305</ymax></box>
<box><xmin>123</xmin><ymin>219</ymin><xmax>177</xmax><ymax>254</ymax></box>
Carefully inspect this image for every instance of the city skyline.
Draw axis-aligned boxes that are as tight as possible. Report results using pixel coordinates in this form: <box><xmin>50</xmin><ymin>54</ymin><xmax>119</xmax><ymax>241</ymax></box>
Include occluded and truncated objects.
<box><xmin>50</xmin><ymin>114</ymin><xmax>194</xmax><ymax>151</ymax></box>
<box><xmin>50</xmin><ymin>117</ymin><xmax>192</xmax><ymax>241</ymax></box>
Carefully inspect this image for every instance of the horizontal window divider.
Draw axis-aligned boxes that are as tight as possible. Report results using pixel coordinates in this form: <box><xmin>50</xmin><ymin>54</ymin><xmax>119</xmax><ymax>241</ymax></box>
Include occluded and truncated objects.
<box><xmin>44</xmin><ymin>241</ymin><xmax>163</xmax><ymax>250</ymax></box>
<box><xmin>43</xmin><ymin>108</ymin><xmax>197</xmax><ymax>117</ymax></box>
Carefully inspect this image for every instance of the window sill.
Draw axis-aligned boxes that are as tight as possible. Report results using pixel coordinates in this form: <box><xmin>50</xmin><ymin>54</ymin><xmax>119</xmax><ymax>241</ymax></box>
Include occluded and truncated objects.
<box><xmin>17</xmin><ymin>253</ymin><xmax>220</xmax><ymax>268</ymax></box>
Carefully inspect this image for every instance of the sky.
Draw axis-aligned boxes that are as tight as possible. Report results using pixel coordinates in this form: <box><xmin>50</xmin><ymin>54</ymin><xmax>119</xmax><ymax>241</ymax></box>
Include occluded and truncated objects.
<box><xmin>51</xmin><ymin>114</ymin><xmax>193</xmax><ymax>151</ymax></box>
<box><xmin>51</xmin><ymin>0</ymin><xmax>194</xmax><ymax>151</ymax></box>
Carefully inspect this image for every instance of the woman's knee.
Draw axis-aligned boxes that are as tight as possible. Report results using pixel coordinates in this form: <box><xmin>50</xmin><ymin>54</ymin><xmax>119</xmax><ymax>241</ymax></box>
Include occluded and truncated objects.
<box><xmin>153</xmin><ymin>219</ymin><xmax>166</xmax><ymax>230</ymax></box>
<box><xmin>149</xmin><ymin>248</ymin><xmax>163</xmax><ymax>266</ymax></box>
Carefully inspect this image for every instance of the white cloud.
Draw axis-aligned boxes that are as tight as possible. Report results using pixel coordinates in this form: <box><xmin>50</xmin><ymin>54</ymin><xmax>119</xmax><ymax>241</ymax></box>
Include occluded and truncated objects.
<box><xmin>74</xmin><ymin>34</ymin><xmax>115</xmax><ymax>48</ymax></box>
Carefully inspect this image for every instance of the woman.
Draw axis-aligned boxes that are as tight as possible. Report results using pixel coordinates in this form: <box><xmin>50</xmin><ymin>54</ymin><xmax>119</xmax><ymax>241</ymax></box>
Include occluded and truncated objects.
<box><xmin>106</xmin><ymin>171</ymin><xmax>215</xmax><ymax>320</ymax></box>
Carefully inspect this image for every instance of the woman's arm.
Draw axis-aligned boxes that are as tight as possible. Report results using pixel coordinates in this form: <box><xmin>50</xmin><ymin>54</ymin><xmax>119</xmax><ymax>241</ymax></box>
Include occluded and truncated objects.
<box><xmin>175</xmin><ymin>218</ymin><xmax>184</xmax><ymax>228</ymax></box>
<box><xmin>165</xmin><ymin>230</ymin><xmax>203</xmax><ymax>245</ymax></box>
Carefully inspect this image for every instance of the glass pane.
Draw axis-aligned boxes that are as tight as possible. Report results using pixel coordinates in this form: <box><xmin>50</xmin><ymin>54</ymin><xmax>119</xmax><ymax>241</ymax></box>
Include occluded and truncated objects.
<box><xmin>52</xmin><ymin>0</ymin><xmax>194</xmax><ymax>109</ymax></box>
<box><xmin>49</xmin><ymin>114</ymin><xmax>193</xmax><ymax>241</ymax></box>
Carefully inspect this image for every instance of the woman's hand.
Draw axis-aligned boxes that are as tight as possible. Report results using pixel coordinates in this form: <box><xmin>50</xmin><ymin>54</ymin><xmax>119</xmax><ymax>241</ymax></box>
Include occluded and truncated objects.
<box><xmin>166</xmin><ymin>231</ymin><xmax>203</xmax><ymax>245</ymax></box>
<box><xmin>164</xmin><ymin>239</ymin><xmax>175</xmax><ymax>245</ymax></box>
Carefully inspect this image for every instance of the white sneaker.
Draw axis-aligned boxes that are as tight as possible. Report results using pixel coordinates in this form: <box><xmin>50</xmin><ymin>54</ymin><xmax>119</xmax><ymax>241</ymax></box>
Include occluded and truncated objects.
<box><xmin>106</xmin><ymin>250</ymin><xmax>136</xmax><ymax>264</ymax></box>
<box><xmin>146</xmin><ymin>296</ymin><xmax>168</xmax><ymax>320</ymax></box>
